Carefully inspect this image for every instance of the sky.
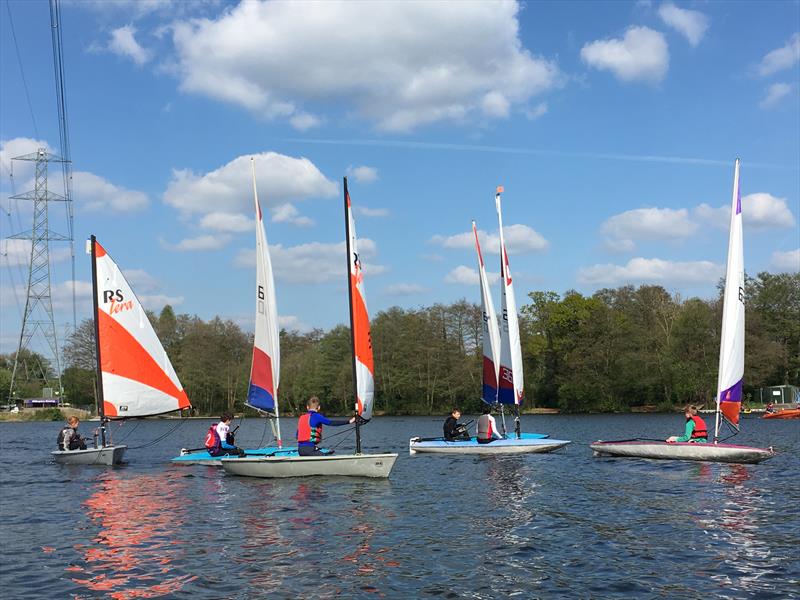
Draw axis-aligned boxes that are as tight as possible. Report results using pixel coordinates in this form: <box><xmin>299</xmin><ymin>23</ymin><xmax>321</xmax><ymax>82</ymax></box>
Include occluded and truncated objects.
<box><xmin>1</xmin><ymin>0</ymin><xmax>799</xmax><ymax>360</ymax></box>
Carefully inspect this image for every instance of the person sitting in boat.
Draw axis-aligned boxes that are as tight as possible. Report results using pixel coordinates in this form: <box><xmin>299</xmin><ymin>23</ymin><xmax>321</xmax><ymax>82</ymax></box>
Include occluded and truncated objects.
<box><xmin>297</xmin><ymin>396</ymin><xmax>355</xmax><ymax>457</ymax></box>
<box><xmin>57</xmin><ymin>416</ymin><xmax>87</xmax><ymax>451</ymax></box>
<box><xmin>476</xmin><ymin>405</ymin><xmax>503</xmax><ymax>444</ymax></box>
<box><xmin>443</xmin><ymin>408</ymin><xmax>470</xmax><ymax>441</ymax></box>
<box><xmin>666</xmin><ymin>405</ymin><xmax>708</xmax><ymax>444</ymax></box>
<box><xmin>206</xmin><ymin>412</ymin><xmax>245</xmax><ymax>457</ymax></box>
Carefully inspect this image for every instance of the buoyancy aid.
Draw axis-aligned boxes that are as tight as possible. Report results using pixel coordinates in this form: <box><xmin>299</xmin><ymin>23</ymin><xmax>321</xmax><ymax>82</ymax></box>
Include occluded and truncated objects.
<box><xmin>205</xmin><ymin>425</ymin><xmax>222</xmax><ymax>454</ymax></box>
<box><xmin>297</xmin><ymin>412</ymin><xmax>323</xmax><ymax>445</ymax></box>
<box><xmin>57</xmin><ymin>427</ymin><xmax>71</xmax><ymax>450</ymax></box>
<box><xmin>476</xmin><ymin>414</ymin><xmax>493</xmax><ymax>440</ymax></box>
<box><xmin>689</xmin><ymin>415</ymin><xmax>708</xmax><ymax>439</ymax></box>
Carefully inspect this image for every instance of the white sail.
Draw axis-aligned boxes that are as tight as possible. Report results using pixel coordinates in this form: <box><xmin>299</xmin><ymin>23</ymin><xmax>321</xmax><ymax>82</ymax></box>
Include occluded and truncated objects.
<box><xmin>247</xmin><ymin>158</ymin><xmax>281</xmax><ymax>438</ymax></box>
<box><xmin>90</xmin><ymin>237</ymin><xmax>190</xmax><ymax>418</ymax></box>
<box><xmin>473</xmin><ymin>221</ymin><xmax>501</xmax><ymax>403</ymax></box>
<box><xmin>715</xmin><ymin>158</ymin><xmax>745</xmax><ymax>437</ymax></box>
<box><xmin>495</xmin><ymin>187</ymin><xmax>524</xmax><ymax>405</ymax></box>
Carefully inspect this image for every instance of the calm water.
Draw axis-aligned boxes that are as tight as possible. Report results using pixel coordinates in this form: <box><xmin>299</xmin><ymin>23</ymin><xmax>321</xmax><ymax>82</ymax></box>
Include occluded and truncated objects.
<box><xmin>0</xmin><ymin>414</ymin><xmax>797</xmax><ymax>599</ymax></box>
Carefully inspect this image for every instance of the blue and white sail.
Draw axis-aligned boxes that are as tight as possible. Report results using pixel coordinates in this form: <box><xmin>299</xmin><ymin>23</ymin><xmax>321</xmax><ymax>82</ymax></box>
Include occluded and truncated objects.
<box><xmin>473</xmin><ymin>221</ymin><xmax>501</xmax><ymax>404</ymax></box>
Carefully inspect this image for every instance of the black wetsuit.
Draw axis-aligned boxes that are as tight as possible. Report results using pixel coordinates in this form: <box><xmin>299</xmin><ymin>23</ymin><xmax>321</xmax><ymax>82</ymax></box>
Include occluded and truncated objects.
<box><xmin>443</xmin><ymin>416</ymin><xmax>468</xmax><ymax>441</ymax></box>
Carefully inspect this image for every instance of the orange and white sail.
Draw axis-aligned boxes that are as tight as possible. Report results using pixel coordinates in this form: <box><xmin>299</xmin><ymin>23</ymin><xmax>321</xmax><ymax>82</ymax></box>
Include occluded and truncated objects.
<box><xmin>496</xmin><ymin>187</ymin><xmax>524</xmax><ymax>406</ymax></box>
<box><xmin>344</xmin><ymin>178</ymin><xmax>375</xmax><ymax>421</ymax></box>
<box><xmin>89</xmin><ymin>236</ymin><xmax>190</xmax><ymax>418</ymax></box>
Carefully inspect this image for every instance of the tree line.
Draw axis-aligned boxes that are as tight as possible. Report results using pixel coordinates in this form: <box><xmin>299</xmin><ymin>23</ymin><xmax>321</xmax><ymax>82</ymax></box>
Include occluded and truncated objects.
<box><xmin>2</xmin><ymin>272</ymin><xmax>797</xmax><ymax>415</ymax></box>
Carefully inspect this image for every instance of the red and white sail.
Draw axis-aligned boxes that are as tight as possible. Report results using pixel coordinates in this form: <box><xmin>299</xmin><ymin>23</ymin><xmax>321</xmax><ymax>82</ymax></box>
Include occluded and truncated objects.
<box><xmin>246</xmin><ymin>159</ymin><xmax>281</xmax><ymax>439</ymax></box>
<box><xmin>715</xmin><ymin>159</ymin><xmax>745</xmax><ymax>436</ymax></box>
<box><xmin>496</xmin><ymin>187</ymin><xmax>524</xmax><ymax>406</ymax></box>
<box><xmin>345</xmin><ymin>179</ymin><xmax>375</xmax><ymax>421</ymax></box>
<box><xmin>90</xmin><ymin>237</ymin><xmax>190</xmax><ymax>418</ymax></box>
<box><xmin>473</xmin><ymin>221</ymin><xmax>501</xmax><ymax>404</ymax></box>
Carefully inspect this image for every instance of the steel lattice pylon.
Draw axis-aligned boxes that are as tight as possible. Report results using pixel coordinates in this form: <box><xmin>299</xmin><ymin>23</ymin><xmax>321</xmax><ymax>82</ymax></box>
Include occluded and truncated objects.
<box><xmin>8</xmin><ymin>148</ymin><xmax>71</xmax><ymax>402</ymax></box>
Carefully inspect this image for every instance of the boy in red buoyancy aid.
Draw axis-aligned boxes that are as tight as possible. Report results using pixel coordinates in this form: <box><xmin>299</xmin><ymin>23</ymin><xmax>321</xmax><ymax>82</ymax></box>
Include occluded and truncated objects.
<box><xmin>666</xmin><ymin>405</ymin><xmax>708</xmax><ymax>443</ymax></box>
<box><xmin>296</xmin><ymin>396</ymin><xmax>355</xmax><ymax>457</ymax></box>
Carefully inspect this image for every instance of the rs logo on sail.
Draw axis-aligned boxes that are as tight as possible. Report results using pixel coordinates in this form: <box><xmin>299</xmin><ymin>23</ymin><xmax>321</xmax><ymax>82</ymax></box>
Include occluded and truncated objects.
<box><xmin>103</xmin><ymin>289</ymin><xmax>134</xmax><ymax>314</ymax></box>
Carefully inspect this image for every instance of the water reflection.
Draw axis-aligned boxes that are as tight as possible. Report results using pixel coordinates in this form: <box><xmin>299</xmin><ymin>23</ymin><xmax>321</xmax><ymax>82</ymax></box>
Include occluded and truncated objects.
<box><xmin>69</xmin><ymin>471</ymin><xmax>195</xmax><ymax>599</ymax></box>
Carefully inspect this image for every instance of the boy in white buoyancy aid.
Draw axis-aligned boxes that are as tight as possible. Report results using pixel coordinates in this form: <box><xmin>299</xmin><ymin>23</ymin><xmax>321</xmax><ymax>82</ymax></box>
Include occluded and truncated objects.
<box><xmin>476</xmin><ymin>405</ymin><xmax>503</xmax><ymax>444</ymax></box>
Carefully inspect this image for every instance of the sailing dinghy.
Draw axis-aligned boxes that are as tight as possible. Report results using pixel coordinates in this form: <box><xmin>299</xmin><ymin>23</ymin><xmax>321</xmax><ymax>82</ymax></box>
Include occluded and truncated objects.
<box><xmin>53</xmin><ymin>237</ymin><xmax>191</xmax><ymax>466</ymax></box>
<box><xmin>410</xmin><ymin>187</ymin><xmax>570</xmax><ymax>455</ymax></box>
<box><xmin>591</xmin><ymin>160</ymin><xmax>775</xmax><ymax>464</ymax></box>
<box><xmin>222</xmin><ymin>177</ymin><xmax>397</xmax><ymax>478</ymax></box>
<box><xmin>172</xmin><ymin>158</ymin><xmax>291</xmax><ymax>465</ymax></box>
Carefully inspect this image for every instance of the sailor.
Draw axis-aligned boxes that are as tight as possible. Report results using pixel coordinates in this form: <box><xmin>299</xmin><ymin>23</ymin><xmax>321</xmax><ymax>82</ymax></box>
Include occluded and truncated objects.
<box><xmin>443</xmin><ymin>408</ymin><xmax>470</xmax><ymax>441</ymax></box>
<box><xmin>57</xmin><ymin>416</ymin><xmax>87</xmax><ymax>451</ymax></box>
<box><xmin>296</xmin><ymin>396</ymin><xmax>355</xmax><ymax>457</ymax></box>
<box><xmin>476</xmin><ymin>405</ymin><xmax>502</xmax><ymax>444</ymax></box>
<box><xmin>666</xmin><ymin>405</ymin><xmax>708</xmax><ymax>443</ymax></box>
<box><xmin>212</xmin><ymin>412</ymin><xmax>245</xmax><ymax>457</ymax></box>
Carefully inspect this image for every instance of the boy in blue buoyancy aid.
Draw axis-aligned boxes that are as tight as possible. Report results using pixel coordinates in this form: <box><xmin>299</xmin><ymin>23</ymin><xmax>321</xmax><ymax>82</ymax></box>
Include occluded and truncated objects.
<box><xmin>205</xmin><ymin>412</ymin><xmax>245</xmax><ymax>457</ymax></box>
<box><xmin>296</xmin><ymin>396</ymin><xmax>355</xmax><ymax>457</ymax></box>
<box><xmin>666</xmin><ymin>405</ymin><xmax>708</xmax><ymax>443</ymax></box>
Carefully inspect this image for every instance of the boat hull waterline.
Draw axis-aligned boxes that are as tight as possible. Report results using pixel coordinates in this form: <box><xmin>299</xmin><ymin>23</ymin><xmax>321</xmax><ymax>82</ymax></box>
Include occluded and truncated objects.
<box><xmin>52</xmin><ymin>445</ymin><xmax>127</xmax><ymax>466</ymax></box>
<box><xmin>409</xmin><ymin>435</ymin><xmax>570</xmax><ymax>455</ymax></box>
<box><xmin>170</xmin><ymin>446</ymin><xmax>296</xmax><ymax>466</ymax></box>
<box><xmin>762</xmin><ymin>409</ymin><xmax>800</xmax><ymax>420</ymax></box>
<box><xmin>221</xmin><ymin>452</ymin><xmax>398</xmax><ymax>478</ymax></box>
<box><xmin>590</xmin><ymin>441</ymin><xmax>775</xmax><ymax>464</ymax></box>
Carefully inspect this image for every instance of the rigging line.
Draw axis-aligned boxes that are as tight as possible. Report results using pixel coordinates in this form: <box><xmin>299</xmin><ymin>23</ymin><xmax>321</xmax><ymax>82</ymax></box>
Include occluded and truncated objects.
<box><xmin>5</xmin><ymin>1</ymin><xmax>40</xmax><ymax>139</ymax></box>
<box><xmin>127</xmin><ymin>416</ymin><xmax>189</xmax><ymax>450</ymax></box>
<box><xmin>1</xmin><ymin>166</ymin><xmax>27</xmax><ymax>323</ymax></box>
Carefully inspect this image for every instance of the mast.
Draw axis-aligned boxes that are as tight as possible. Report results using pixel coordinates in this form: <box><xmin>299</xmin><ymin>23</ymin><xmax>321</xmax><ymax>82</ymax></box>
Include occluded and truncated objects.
<box><xmin>344</xmin><ymin>177</ymin><xmax>362</xmax><ymax>454</ymax></box>
<box><xmin>89</xmin><ymin>235</ymin><xmax>106</xmax><ymax>446</ymax></box>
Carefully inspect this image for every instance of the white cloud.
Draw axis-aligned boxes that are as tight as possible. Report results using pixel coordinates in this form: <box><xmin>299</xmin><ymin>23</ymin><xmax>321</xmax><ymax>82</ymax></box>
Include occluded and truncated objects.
<box><xmin>73</xmin><ymin>171</ymin><xmax>148</xmax><ymax>212</ymax></box>
<box><xmin>139</xmin><ymin>294</ymin><xmax>184</xmax><ymax>310</ymax></box>
<box><xmin>581</xmin><ymin>26</ymin><xmax>669</xmax><ymax>83</ymax></box>
<box><xmin>108</xmin><ymin>25</ymin><xmax>151</xmax><ymax>65</ymax></box>
<box><xmin>657</xmin><ymin>3</ymin><xmax>708</xmax><ymax>47</ymax></box>
<box><xmin>384</xmin><ymin>282</ymin><xmax>428</xmax><ymax>296</ymax></box>
<box><xmin>76</xmin><ymin>0</ymin><xmax>174</xmax><ymax>19</ymax></box>
<box><xmin>770</xmin><ymin>249</ymin><xmax>800</xmax><ymax>273</ymax></box>
<box><xmin>279</xmin><ymin>315</ymin><xmax>312</xmax><ymax>332</ymax></box>
<box><xmin>432</xmin><ymin>224</ymin><xmax>549</xmax><ymax>255</ymax></box>
<box><xmin>171</xmin><ymin>1</ymin><xmax>561</xmax><ymax>131</ymax></box>
<box><xmin>161</xmin><ymin>235</ymin><xmax>231</xmax><ymax>252</ymax></box>
<box><xmin>346</xmin><ymin>165</ymin><xmax>379</xmax><ymax>184</ymax></box>
<box><xmin>1</xmin><ymin>239</ymin><xmax>72</xmax><ymax>267</ymax></box>
<box><xmin>601</xmin><ymin>207</ymin><xmax>696</xmax><ymax>251</ymax></box>
<box><xmin>122</xmin><ymin>268</ymin><xmax>159</xmax><ymax>292</ymax></box>
<box><xmin>289</xmin><ymin>112</ymin><xmax>321</xmax><ymax>131</ymax></box>
<box><xmin>759</xmin><ymin>82</ymin><xmax>792</xmax><ymax>109</ymax></box>
<box><xmin>445</xmin><ymin>265</ymin><xmax>501</xmax><ymax>286</ymax></box>
<box><xmin>757</xmin><ymin>33</ymin><xmax>800</xmax><ymax>77</ymax></box>
<box><xmin>163</xmin><ymin>152</ymin><xmax>336</xmax><ymax>216</ymax></box>
<box><xmin>1</xmin><ymin>138</ymin><xmax>55</xmax><ymax>184</ymax></box>
<box><xmin>578</xmin><ymin>257</ymin><xmax>723</xmax><ymax>286</ymax></box>
<box><xmin>199</xmin><ymin>212</ymin><xmax>254</xmax><ymax>233</ymax></box>
<box><xmin>234</xmin><ymin>238</ymin><xmax>386</xmax><ymax>283</ymax></box>
<box><xmin>355</xmin><ymin>206</ymin><xmax>390</xmax><ymax>218</ymax></box>
<box><xmin>695</xmin><ymin>193</ymin><xmax>795</xmax><ymax>231</ymax></box>
<box><xmin>270</xmin><ymin>203</ymin><xmax>314</xmax><ymax>227</ymax></box>
<box><xmin>525</xmin><ymin>102</ymin><xmax>548</xmax><ymax>120</ymax></box>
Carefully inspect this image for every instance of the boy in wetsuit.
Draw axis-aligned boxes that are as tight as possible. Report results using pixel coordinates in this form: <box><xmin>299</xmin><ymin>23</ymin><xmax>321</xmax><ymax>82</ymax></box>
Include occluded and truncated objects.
<box><xmin>296</xmin><ymin>396</ymin><xmax>355</xmax><ymax>456</ymax></box>
<box><xmin>443</xmin><ymin>408</ymin><xmax>470</xmax><ymax>441</ymax></box>
<box><xmin>57</xmin><ymin>416</ymin><xmax>87</xmax><ymax>451</ymax></box>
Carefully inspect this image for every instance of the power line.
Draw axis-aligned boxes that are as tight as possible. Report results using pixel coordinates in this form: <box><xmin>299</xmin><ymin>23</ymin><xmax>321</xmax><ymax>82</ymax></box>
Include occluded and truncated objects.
<box><xmin>5</xmin><ymin>1</ymin><xmax>41</xmax><ymax>140</ymax></box>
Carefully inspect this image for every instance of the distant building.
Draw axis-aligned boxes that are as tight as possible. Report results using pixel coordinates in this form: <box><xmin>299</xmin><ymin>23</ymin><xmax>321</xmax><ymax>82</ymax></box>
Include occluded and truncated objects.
<box><xmin>756</xmin><ymin>384</ymin><xmax>800</xmax><ymax>405</ymax></box>
<box><xmin>23</xmin><ymin>398</ymin><xmax>60</xmax><ymax>408</ymax></box>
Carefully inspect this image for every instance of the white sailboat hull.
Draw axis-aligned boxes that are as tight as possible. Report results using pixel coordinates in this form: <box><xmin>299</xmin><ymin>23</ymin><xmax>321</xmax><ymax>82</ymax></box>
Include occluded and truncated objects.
<box><xmin>409</xmin><ymin>437</ymin><xmax>570</xmax><ymax>455</ymax></box>
<box><xmin>221</xmin><ymin>452</ymin><xmax>398</xmax><ymax>478</ymax></box>
<box><xmin>590</xmin><ymin>441</ymin><xmax>774</xmax><ymax>464</ymax></box>
<box><xmin>51</xmin><ymin>445</ymin><xmax>127</xmax><ymax>466</ymax></box>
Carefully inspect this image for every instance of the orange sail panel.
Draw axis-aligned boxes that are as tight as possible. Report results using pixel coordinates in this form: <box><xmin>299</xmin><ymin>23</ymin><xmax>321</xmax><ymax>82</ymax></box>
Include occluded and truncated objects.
<box><xmin>93</xmin><ymin>239</ymin><xmax>190</xmax><ymax>418</ymax></box>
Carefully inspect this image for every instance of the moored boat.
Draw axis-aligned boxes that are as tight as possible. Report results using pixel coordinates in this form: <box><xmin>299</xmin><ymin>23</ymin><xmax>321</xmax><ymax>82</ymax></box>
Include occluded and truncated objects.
<box><xmin>590</xmin><ymin>440</ymin><xmax>774</xmax><ymax>464</ymax></box>
<box><xmin>410</xmin><ymin>433</ymin><xmax>569</xmax><ymax>455</ymax></box>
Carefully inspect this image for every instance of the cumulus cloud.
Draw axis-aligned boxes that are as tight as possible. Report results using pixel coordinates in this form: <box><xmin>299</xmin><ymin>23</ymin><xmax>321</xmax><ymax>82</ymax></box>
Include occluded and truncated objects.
<box><xmin>279</xmin><ymin>315</ymin><xmax>312</xmax><ymax>332</ymax></box>
<box><xmin>525</xmin><ymin>102</ymin><xmax>548</xmax><ymax>120</ymax></box>
<box><xmin>578</xmin><ymin>257</ymin><xmax>723</xmax><ymax>286</ymax></box>
<box><xmin>356</xmin><ymin>206</ymin><xmax>390</xmax><ymax>218</ymax></box>
<box><xmin>445</xmin><ymin>265</ymin><xmax>501</xmax><ymax>285</ymax></box>
<box><xmin>581</xmin><ymin>26</ymin><xmax>669</xmax><ymax>83</ymax></box>
<box><xmin>289</xmin><ymin>112</ymin><xmax>321</xmax><ymax>131</ymax></box>
<box><xmin>756</xmin><ymin>33</ymin><xmax>800</xmax><ymax>77</ymax></box>
<box><xmin>108</xmin><ymin>25</ymin><xmax>151</xmax><ymax>65</ymax></box>
<box><xmin>1</xmin><ymin>239</ymin><xmax>72</xmax><ymax>267</ymax></box>
<box><xmin>235</xmin><ymin>238</ymin><xmax>386</xmax><ymax>283</ymax></box>
<box><xmin>199</xmin><ymin>212</ymin><xmax>254</xmax><ymax>233</ymax></box>
<box><xmin>121</xmin><ymin>268</ymin><xmax>159</xmax><ymax>292</ymax></box>
<box><xmin>163</xmin><ymin>152</ymin><xmax>337</xmax><ymax>217</ymax></box>
<box><xmin>271</xmin><ymin>203</ymin><xmax>314</xmax><ymax>227</ymax></box>
<box><xmin>601</xmin><ymin>207</ymin><xmax>696</xmax><ymax>251</ymax></box>
<box><xmin>770</xmin><ymin>249</ymin><xmax>800</xmax><ymax>273</ymax></box>
<box><xmin>139</xmin><ymin>294</ymin><xmax>185</xmax><ymax>310</ymax></box>
<box><xmin>384</xmin><ymin>282</ymin><xmax>428</xmax><ymax>296</ymax></box>
<box><xmin>73</xmin><ymin>171</ymin><xmax>148</xmax><ymax>212</ymax></box>
<box><xmin>695</xmin><ymin>193</ymin><xmax>795</xmax><ymax>231</ymax></box>
<box><xmin>161</xmin><ymin>235</ymin><xmax>231</xmax><ymax>252</ymax></box>
<box><xmin>431</xmin><ymin>224</ymin><xmax>549</xmax><ymax>255</ymax></box>
<box><xmin>170</xmin><ymin>1</ymin><xmax>561</xmax><ymax>131</ymax></box>
<box><xmin>657</xmin><ymin>3</ymin><xmax>708</xmax><ymax>47</ymax></box>
<box><xmin>346</xmin><ymin>165</ymin><xmax>379</xmax><ymax>184</ymax></box>
<box><xmin>1</xmin><ymin>138</ymin><xmax>55</xmax><ymax>185</ymax></box>
<box><xmin>759</xmin><ymin>82</ymin><xmax>792</xmax><ymax>109</ymax></box>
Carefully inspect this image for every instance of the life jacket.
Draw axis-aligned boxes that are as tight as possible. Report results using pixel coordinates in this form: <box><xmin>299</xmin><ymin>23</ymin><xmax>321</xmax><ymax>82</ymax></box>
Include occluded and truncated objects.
<box><xmin>297</xmin><ymin>412</ymin><xmax>323</xmax><ymax>445</ymax></box>
<box><xmin>204</xmin><ymin>425</ymin><xmax>222</xmax><ymax>455</ymax></box>
<box><xmin>689</xmin><ymin>415</ymin><xmax>708</xmax><ymax>439</ymax></box>
<box><xmin>477</xmin><ymin>414</ymin><xmax>493</xmax><ymax>440</ymax></box>
<box><xmin>57</xmin><ymin>427</ymin><xmax>70</xmax><ymax>450</ymax></box>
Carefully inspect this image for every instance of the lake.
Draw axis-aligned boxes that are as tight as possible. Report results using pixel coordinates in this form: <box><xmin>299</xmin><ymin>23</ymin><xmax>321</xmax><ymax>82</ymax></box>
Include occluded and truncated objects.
<box><xmin>0</xmin><ymin>414</ymin><xmax>797</xmax><ymax>599</ymax></box>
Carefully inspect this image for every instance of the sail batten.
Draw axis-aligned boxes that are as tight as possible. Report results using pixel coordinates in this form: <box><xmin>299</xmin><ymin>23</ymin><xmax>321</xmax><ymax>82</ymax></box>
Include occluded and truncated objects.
<box><xmin>715</xmin><ymin>159</ymin><xmax>745</xmax><ymax>438</ymax></box>
<box><xmin>473</xmin><ymin>221</ymin><xmax>501</xmax><ymax>404</ymax></box>
<box><xmin>495</xmin><ymin>188</ymin><xmax>524</xmax><ymax>406</ymax></box>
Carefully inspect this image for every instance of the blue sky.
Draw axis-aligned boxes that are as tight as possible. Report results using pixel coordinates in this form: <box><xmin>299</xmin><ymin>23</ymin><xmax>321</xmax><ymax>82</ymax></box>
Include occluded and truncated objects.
<box><xmin>1</xmin><ymin>0</ymin><xmax>798</xmax><ymax>358</ymax></box>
